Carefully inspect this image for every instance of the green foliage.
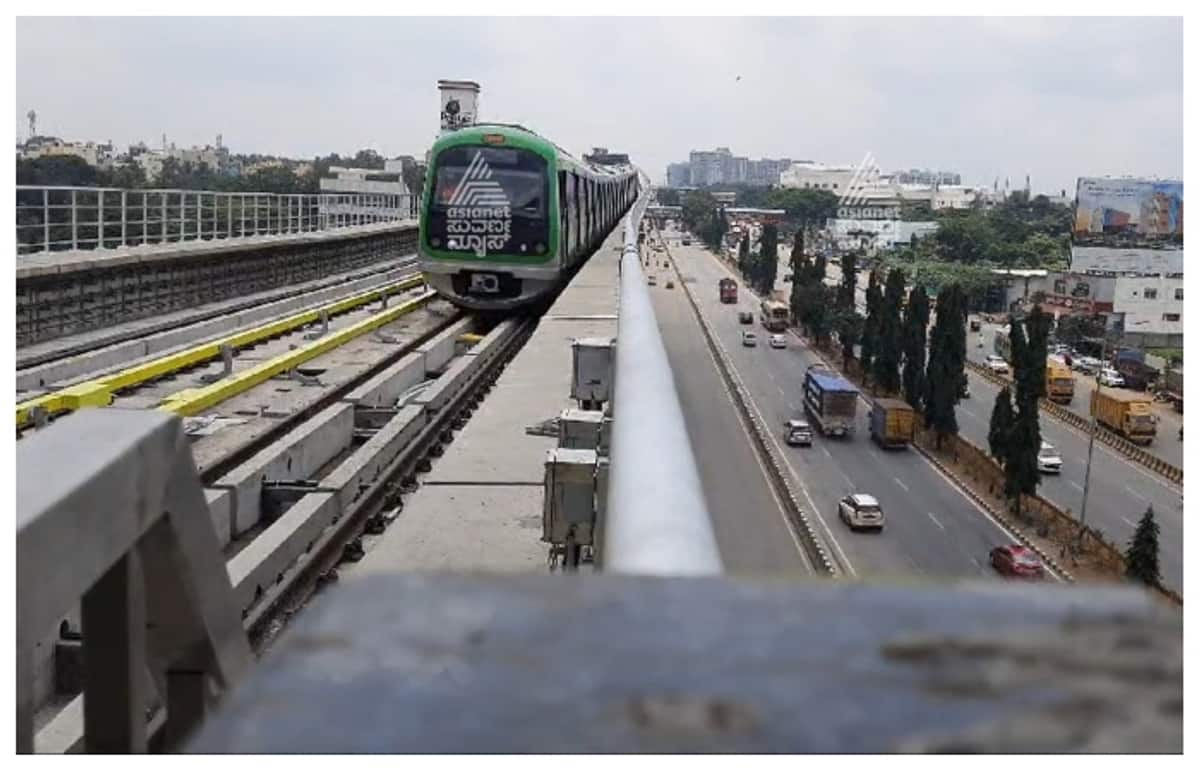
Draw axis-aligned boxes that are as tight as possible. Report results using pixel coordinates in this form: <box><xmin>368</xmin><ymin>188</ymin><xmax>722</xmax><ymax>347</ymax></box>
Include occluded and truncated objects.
<box><xmin>860</xmin><ymin>270</ymin><xmax>883</xmax><ymax>383</ymax></box>
<box><xmin>988</xmin><ymin>386</ymin><xmax>1014</xmax><ymax>463</ymax></box>
<box><xmin>756</xmin><ymin>223</ymin><xmax>779</xmax><ymax>295</ymax></box>
<box><xmin>1125</xmin><ymin>506</ymin><xmax>1161</xmax><ymax>586</ymax></box>
<box><xmin>837</xmin><ymin>251</ymin><xmax>858</xmax><ymax>312</ymax></box>
<box><xmin>872</xmin><ymin>268</ymin><xmax>907</xmax><ymax>395</ymax></box>
<box><xmin>901</xmin><ymin>285</ymin><xmax>930</xmax><ymax>411</ymax></box>
<box><xmin>1002</xmin><ymin>313</ymin><xmax>1046</xmax><ymax>510</ymax></box>
<box><xmin>924</xmin><ymin>283</ymin><xmax>966</xmax><ymax>445</ymax></box>
<box><xmin>738</xmin><ymin>235</ymin><xmax>751</xmax><ymax>276</ymax></box>
<box><xmin>764</xmin><ymin>188</ymin><xmax>839</xmax><ymax>228</ymax></box>
<box><xmin>835</xmin><ymin>309</ymin><xmax>864</xmax><ymax>370</ymax></box>
<box><xmin>655</xmin><ymin>187</ymin><xmax>681</xmax><ymax>206</ymax></box>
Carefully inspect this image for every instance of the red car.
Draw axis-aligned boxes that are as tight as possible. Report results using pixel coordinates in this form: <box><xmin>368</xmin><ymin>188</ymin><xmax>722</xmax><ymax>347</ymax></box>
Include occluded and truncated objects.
<box><xmin>989</xmin><ymin>544</ymin><xmax>1045</xmax><ymax>579</ymax></box>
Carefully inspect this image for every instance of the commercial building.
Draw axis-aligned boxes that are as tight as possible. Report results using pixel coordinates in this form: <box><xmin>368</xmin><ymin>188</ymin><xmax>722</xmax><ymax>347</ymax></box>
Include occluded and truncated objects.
<box><xmin>318</xmin><ymin>161</ymin><xmax>414</xmax><ymax>221</ymax></box>
<box><xmin>665</xmin><ymin>148</ymin><xmax>792</xmax><ymax>187</ymax></box>
<box><xmin>20</xmin><ymin>137</ymin><xmax>115</xmax><ymax>169</ymax></box>
<box><xmin>828</xmin><ymin>219</ymin><xmax>940</xmax><ymax>252</ymax></box>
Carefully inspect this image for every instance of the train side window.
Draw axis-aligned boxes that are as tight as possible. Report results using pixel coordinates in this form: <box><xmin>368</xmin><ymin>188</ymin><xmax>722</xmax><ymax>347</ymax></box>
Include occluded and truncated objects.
<box><xmin>572</xmin><ymin>172</ymin><xmax>582</xmax><ymax>254</ymax></box>
<box><xmin>558</xmin><ymin>171</ymin><xmax>569</xmax><ymax>258</ymax></box>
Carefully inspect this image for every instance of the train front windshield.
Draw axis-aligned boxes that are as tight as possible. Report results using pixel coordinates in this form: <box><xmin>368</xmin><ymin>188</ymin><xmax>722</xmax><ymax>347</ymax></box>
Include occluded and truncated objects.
<box><xmin>426</xmin><ymin>145</ymin><xmax>549</xmax><ymax>258</ymax></box>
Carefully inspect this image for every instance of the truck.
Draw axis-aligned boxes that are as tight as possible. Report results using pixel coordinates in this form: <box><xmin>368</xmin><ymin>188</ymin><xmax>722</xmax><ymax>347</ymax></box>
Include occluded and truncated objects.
<box><xmin>1111</xmin><ymin>349</ymin><xmax>1160</xmax><ymax>392</ymax></box>
<box><xmin>1161</xmin><ymin>367</ymin><xmax>1183</xmax><ymax>413</ymax></box>
<box><xmin>869</xmin><ymin>398</ymin><xmax>914</xmax><ymax>448</ymax></box>
<box><xmin>1090</xmin><ymin>390</ymin><xmax>1157</xmax><ymax>445</ymax></box>
<box><xmin>1044</xmin><ymin>361</ymin><xmax>1075</xmax><ymax>404</ymax></box>
<box><xmin>719</xmin><ymin>277</ymin><xmax>738</xmax><ymax>304</ymax></box>
<box><xmin>804</xmin><ymin>367</ymin><xmax>859</xmax><ymax>437</ymax></box>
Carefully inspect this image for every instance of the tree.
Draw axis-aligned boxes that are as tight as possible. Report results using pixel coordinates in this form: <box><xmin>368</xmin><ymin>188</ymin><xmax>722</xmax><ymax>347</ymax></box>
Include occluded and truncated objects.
<box><xmin>1125</xmin><ymin>506</ymin><xmax>1161</xmax><ymax>587</ymax></box>
<box><xmin>860</xmin><ymin>270</ymin><xmax>883</xmax><ymax>384</ymax></box>
<box><xmin>809</xmin><ymin>287</ymin><xmax>834</xmax><ymax>348</ymax></box>
<box><xmin>758</xmin><ymin>223</ymin><xmax>779</xmax><ymax>295</ymax></box>
<box><xmin>738</xmin><ymin>235</ymin><xmax>751</xmax><ymax>277</ymax></box>
<box><xmin>837</xmin><ymin>251</ymin><xmax>858</xmax><ymax>312</ymax></box>
<box><xmin>901</xmin><ymin>285</ymin><xmax>930</xmax><ymax>410</ymax></box>
<box><xmin>872</xmin><ymin>268</ymin><xmax>906</xmax><ymax>395</ymax></box>
<box><xmin>988</xmin><ymin>386</ymin><xmax>1014</xmax><ymax>463</ymax></box>
<box><xmin>923</xmin><ymin>283</ymin><xmax>967</xmax><ymax>447</ymax></box>
<box><xmin>835</xmin><ymin>309</ymin><xmax>864</xmax><ymax>371</ymax></box>
<box><xmin>1001</xmin><ymin>316</ymin><xmax>1040</xmax><ymax>512</ymax></box>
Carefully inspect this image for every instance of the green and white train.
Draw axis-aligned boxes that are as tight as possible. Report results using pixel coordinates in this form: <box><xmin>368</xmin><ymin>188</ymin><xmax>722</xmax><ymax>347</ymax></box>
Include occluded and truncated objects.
<box><xmin>418</xmin><ymin>123</ymin><xmax>641</xmax><ymax>310</ymax></box>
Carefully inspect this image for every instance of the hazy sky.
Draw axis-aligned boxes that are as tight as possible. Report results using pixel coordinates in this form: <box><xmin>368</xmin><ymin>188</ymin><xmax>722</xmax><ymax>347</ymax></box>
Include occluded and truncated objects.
<box><xmin>16</xmin><ymin>16</ymin><xmax>1183</xmax><ymax>194</ymax></box>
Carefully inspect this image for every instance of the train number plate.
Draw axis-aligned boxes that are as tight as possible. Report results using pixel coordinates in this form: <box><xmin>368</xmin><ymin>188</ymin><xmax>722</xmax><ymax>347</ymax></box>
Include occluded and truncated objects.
<box><xmin>468</xmin><ymin>273</ymin><xmax>501</xmax><ymax>294</ymax></box>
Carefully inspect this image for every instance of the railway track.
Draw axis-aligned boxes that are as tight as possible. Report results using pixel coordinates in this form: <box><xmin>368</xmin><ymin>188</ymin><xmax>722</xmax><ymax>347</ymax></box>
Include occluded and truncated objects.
<box><xmin>31</xmin><ymin>297</ymin><xmax>538</xmax><ymax>751</ymax></box>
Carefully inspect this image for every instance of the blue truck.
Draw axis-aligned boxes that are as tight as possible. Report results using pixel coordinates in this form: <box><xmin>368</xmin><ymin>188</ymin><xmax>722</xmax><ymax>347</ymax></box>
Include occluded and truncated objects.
<box><xmin>803</xmin><ymin>367</ymin><xmax>860</xmax><ymax>437</ymax></box>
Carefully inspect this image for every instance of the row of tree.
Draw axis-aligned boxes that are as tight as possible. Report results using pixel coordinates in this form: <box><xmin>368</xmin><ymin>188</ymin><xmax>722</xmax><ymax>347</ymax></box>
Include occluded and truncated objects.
<box><xmin>16</xmin><ymin>150</ymin><xmax>425</xmax><ymax>199</ymax></box>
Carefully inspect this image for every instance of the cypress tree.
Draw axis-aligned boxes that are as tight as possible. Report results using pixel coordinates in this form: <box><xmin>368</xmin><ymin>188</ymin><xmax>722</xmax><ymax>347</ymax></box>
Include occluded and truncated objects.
<box><xmin>837</xmin><ymin>251</ymin><xmax>858</xmax><ymax>312</ymax></box>
<box><xmin>988</xmin><ymin>386</ymin><xmax>1014</xmax><ymax>463</ymax></box>
<box><xmin>860</xmin><ymin>270</ymin><xmax>883</xmax><ymax>385</ymax></box>
<box><xmin>923</xmin><ymin>283</ymin><xmax>964</xmax><ymax>448</ymax></box>
<box><xmin>1003</xmin><ymin>317</ymin><xmax>1040</xmax><ymax>512</ymax></box>
<box><xmin>835</xmin><ymin>310</ymin><xmax>864</xmax><ymax>371</ymax></box>
<box><xmin>1125</xmin><ymin>506</ymin><xmax>1161</xmax><ymax>586</ymax></box>
<box><xmin>738</xmin><ymin>235</ymin><xmax>750</xmax><ymax>278</ymax></box>
<box><xmin>873</xmin><ymin>268</ymin><xmax>906</xmax><ymax>395</ymax></box>
<box><xmin>760</xmin><ymin>224</ymin><xmax>779</xmax><ymax>295</ymax></box>
<box><xmin>901</xmin><ymin>285</ymin><xmax>930</xmax><ymax>411</ymax></box>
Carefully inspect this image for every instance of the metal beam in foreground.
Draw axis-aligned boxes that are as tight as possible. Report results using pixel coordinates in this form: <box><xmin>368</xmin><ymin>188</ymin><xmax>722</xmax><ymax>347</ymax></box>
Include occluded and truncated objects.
<box><xmin>16</xmin><ymin>409</ymin><xmax>252</xmax><ymax>753</ymax></box>
<box><xmin>602</xmin><ymin>196</ymin><xmax>722</xmax><ymax>576</ymax></box>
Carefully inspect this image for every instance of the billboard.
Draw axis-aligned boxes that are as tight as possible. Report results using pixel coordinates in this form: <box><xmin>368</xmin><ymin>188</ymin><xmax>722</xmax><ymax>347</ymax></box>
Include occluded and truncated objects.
<box><xmin>1070</xmin><ymin>246</ymin><xmax>1184</xmax><ymax>276</ymax></box>
<box><xmin>1073</xmin><ymin>177</ymin><xmax>1183</xmax><ymax>247</ymax></box>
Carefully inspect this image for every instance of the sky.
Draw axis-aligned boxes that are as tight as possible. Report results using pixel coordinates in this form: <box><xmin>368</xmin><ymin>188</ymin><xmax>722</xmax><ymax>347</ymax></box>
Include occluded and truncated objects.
<box><xmin>15</xmin><ymin>16</ymin><xmax>1183</xmax><ymax>195</ymax></box>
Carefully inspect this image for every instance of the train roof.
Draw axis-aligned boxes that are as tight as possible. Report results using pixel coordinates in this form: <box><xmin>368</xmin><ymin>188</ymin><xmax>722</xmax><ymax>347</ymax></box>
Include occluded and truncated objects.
<box><xmin>432</xmin><ymin>123</ymin><xmax>636</xmax><ymax>177</ymax></box>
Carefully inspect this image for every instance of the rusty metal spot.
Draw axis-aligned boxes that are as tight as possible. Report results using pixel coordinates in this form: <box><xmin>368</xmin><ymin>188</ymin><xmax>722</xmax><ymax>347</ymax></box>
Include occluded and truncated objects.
<box><xmin>625</xmin><ymin>695</ymin><xmax>757</xmax><ymax>736</ymax></box>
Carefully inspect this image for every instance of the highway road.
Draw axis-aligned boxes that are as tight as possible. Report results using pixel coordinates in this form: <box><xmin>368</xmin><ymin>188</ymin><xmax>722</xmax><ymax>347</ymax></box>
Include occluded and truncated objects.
<box><xmin>662</xmin><ymin>231</ymin><xmax>1021</xmax><ymax>583</ymax></box>
<box><xmin>822</xmin><ymin>261</ymin><xmax>1183</xmax><ymax>592</ymax></box>
<box><xmin>643</xmin><ymin>242</ymin><xmax>814</xmax><ymax>578</ymax></box>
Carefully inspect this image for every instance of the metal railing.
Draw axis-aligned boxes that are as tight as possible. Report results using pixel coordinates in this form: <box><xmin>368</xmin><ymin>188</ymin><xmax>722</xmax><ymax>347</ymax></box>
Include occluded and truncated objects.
<box><xmin>602</xmin><ymin>193</ymin><xmax>723</xmax><ymax>575</ymax></box>
<box><xmin>15</xmin><ymin>186</ymin><xmax>418</xmax><ymax>257</ymax></box>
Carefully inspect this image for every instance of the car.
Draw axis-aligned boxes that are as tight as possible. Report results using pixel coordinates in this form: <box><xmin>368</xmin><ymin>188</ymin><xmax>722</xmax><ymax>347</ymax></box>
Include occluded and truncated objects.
<box><xmin>984</xmin><ymin>354</ymin><xmax>1009</xmax><ymax>375</ymax></box>
<box><xmin>784</xmin><ymin>418</ymin><xmax>813</xmax><ymax>446</ymax></box>
<box><xmin>989</xmin><ymin>544</ymin><xmax>1045</xmax><ymax>579</ymax></box>
<box><xmin>837</xmin><ymin>493</ymin><xmax>885</xmax><ymax>532</ymax></box>
<box><xmin>959</xmin><ymin>376</ymin><xmax>970</xmax><ymax>400</ymax></box>
<box><xmin>742</xmin><ymin>331</ymin><xmax>758</xmax><ymax>347</ymax></box>
<box><xmin>1098</xmin><ymin>367</ymin><xmax>1125</xmax><ymax>388</ymax></box>
<box><xmin>1037</xmin><ymin>441</ymin><xmax>1062</xmax><ymax>474</ymax></box>
<box><xmin>1074</xmin><ymin>356</ymin><xmax>1102</xmax><ymax>375</ymax></box>
<box><xmin>681</xmin><ymin>238</ymin><xmax>692</xmax><ymax>246</ymax></box>
<box><xmin>738</xmin><ymin>311</ymin><xmax>753</xmax><ymax>325</ymax></box>
<box><xmin>768</xmin><ymin>333</ymin><xmax>787</xmax><ymax>349</ymax></box>
<box><xmin>665</xmin><ymin>280</ymin><xmax>675</xmax><ymax>289</ymax></box>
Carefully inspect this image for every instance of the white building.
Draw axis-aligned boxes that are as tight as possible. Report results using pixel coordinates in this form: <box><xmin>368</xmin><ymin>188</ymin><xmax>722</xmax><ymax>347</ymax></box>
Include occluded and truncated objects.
<box><xmin>1112</xmin><ymin>275</ymin><xmax>1184</xmax><ymax>346</ymax></box>
<box><xmin>779</xmin><ymin>161</ymin><xmax>874</xmax><ymax>194</ymax></box>
<box><xmin>828</xmin><ymin>219</ymin><xmax>940</xmax><ymax>252</ymax></box>
<box><xmin>22</xmin><ymin>138</ymin><xmax>115</xmax><ymax>169</ymax></box>
<box><xmin>318</xmin><ymin>165</ymin><xmax>412</xmax><ymax>222</ymax></box>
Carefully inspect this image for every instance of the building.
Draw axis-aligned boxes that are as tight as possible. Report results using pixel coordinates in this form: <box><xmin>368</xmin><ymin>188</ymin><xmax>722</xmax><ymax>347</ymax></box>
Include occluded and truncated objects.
<box><xmin>828</xmin><ymin>219</ymin><xmax>940</xmax><ymax>252</ymax></box>
<box><xmin>666</xmin><ymin>162</ymin><xmax>691</xmax><ymax>188</ymax></box>
<box><xmin>21</xmin><ymin>137</ymin><xmax>115</xmax><ymax>169</ymax></box>
<box><xmin>666</xmin><ymin>148</ymin><xmax>791</xmax><ymax>187</ymax></box>
<box><xmin>779</xmin><ymin>161</ymin><xmax>873</xmax><ymax>194</ymax></box>
<box><xmin>583</xmin><ymin>147</ymin><xmax>631</xmax><ymax>166</ymax></box>
<box><xmin>890</xmin><ymin>169</ymin><xmax>961</xmax><ymax>186</ymax></box>
<box><xmin>318</xmin><ymin>165</ymin><xmax>412</xmax><ymax>222</ymax></box>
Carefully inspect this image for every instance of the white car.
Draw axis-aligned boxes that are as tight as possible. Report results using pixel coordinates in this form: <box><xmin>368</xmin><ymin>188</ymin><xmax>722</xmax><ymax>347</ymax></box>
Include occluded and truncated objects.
<box><xmin>1098</xmin><ymin>368</ymin><xmax>1125</xmax><ymax>388</ymax></box>
<box><xmin>1074</xmin><ymin>356</ymin><xmax>1102</xmax><ymax>375</ymax></box>
<box><xmin>838</xmin><ymin>493</ymin><xmax>885</xmax><ymax>532</ymax></box>
<box><xmin>742</xmin><ymin>331</ymin><xmax>758</xmax><ymax>348</ymax></box>
<box><xmin>985</xmin><ymin>354</ymin><xmax>1009</xmax><ymax>375</ymax></box>
<box><xmin>769</xmin><ymin>333</ymin><xmax>787</xmax><ymax>349</ymax></box>
<box><xmin>1037</xmin><ymin>442</ymin><xmax>1063</xmax><ymax>474</ymax></box>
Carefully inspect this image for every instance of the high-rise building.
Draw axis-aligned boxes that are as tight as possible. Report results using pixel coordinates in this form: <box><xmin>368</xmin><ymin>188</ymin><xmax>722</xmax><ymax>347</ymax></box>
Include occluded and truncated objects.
<box><xmin>667</xmin><ymin>148</ymin><xmax>791</xmax><ymax>187</ymax></box>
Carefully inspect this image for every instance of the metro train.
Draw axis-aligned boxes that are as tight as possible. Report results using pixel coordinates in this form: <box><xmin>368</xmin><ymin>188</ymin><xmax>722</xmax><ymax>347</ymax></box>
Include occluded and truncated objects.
<box><xmin>418</xmin><ymin>123</ymin><xmax>641</xmax><ymax>310</ymax></box>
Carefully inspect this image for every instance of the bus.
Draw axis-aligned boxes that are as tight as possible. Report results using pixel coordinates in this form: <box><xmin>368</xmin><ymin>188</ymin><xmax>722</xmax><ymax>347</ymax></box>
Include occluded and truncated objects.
<box><xmin>760</xmin><ymin>300</ymin><xmax>789</xmax><ymax>332</ymax></box>
<box><xmin>719</xmin><ymin>278</ymin><xmax>738</xmax><ymax>304</ymax></box>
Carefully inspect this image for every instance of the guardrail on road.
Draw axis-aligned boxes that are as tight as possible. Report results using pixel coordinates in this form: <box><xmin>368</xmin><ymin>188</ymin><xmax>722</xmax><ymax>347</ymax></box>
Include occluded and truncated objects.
<box><xmin>965</xmin><ymin>360</ymin><xmax>1183</xmax><ymax>485</ymax></box>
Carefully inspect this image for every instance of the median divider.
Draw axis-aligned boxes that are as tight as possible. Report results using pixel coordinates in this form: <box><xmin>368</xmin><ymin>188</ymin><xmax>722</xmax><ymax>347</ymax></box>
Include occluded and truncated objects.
<box><xmin>965</xmin><ymin>359</ymin><xmax>1182</xmax><ymax>486</ymax></box>
<box><xmin>663</xmin><ymin>235</ymin><xmax>840</xmax><ymax>578</ymax></box>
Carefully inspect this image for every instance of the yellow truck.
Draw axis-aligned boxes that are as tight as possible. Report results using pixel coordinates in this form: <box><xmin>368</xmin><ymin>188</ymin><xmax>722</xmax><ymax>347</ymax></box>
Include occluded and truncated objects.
<box><xmin>1090</xmin><ymin>390</ymin><xmax>1156</xmax><ymax>445</ymax></box>
<box><xmin>1045</xmin><ymin>361</ymin><xmax>1075</xmax><ymax>404</ymax></box>
<box><xmin>869</xmin><ymin>398</ymin><xmax>915</xmax><ymax>449</ymax></box>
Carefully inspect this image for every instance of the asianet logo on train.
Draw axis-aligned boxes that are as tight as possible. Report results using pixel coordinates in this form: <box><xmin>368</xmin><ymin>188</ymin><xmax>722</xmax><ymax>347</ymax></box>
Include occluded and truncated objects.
<box><xmin>445</xmin><ymin>152</ymin><xmax>512</xmax><ymax>257</ymax></box>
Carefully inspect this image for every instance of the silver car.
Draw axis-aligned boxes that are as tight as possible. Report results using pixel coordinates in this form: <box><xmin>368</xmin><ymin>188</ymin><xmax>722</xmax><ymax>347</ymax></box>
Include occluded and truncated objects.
<box><xmin>838</xmin><ymin>494</ymin><xmax>885</xmax><ymax>532</ymax></box>
<box><xmin>1037</xmin><ymin>442</ymin><xmax>1062</xmax><ymax>474</ymax></box>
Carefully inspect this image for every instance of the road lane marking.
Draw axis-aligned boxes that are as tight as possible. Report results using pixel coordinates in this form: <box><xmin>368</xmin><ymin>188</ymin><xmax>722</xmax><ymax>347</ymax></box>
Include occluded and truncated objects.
<box><xmin>1068</xmin><ymin>480</ymin><xmax>1084</xmax><ymax>492</ymax></box>
<box><xmin>1125</xmin><ymin>485</ymin><xmax>1148</xmax><ymax>502</ymax></box>
<box><xmin>821</xmin><ymin>446</ymin><xmax>832</xmax><ymax>459</ymax></box>
<box><xmin>926</xmin><ymin>511</ymin><xmax>946</xmax><ymax>530</ymax></box>
<box><xmin>894</xmin><ymin>478</ymin><xmax>909</xmax><ymax>492</ymax></box>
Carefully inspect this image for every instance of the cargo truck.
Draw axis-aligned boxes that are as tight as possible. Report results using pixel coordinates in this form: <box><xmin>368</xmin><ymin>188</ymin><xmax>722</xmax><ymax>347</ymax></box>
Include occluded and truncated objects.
<box><xmin>1045</xmin><ymin>361</ymin><xmax>1075</xmax><ymax>404</ymax></box>
<box><xmin>869</xmin><ymin>398</ymin><xmax>915</xmax><ymax>448</ymax></box>
<box><xmin>1111</xmin><ymin>350</ymin><xmax>1160</xmax><ymax>392</ymax></box>
<box><xmin>1090</xmin><ymin>390</ymin><xmax>1157</xmax><ymax>445</ymax></box>
<box><xmin>804</xmin><ymin>367</ymin><xmax>859</xmax><ymax>437</ymax></box>
<box><xmin>1162</xmin><ymin>367</ymin><xmax>1183</xmax><ymax>413</ymax></box>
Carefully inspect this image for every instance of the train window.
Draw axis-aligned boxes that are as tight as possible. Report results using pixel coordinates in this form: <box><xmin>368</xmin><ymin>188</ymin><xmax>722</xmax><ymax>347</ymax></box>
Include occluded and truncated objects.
<box><xmin>558</xmin><ymin>170</ymin><xmax>569</xmax><ymax>258</ymax></box>
<box><xmin>571</xmin><ymin>172</ymin><xmax>582</xmax><ymax>254</ymax></box>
